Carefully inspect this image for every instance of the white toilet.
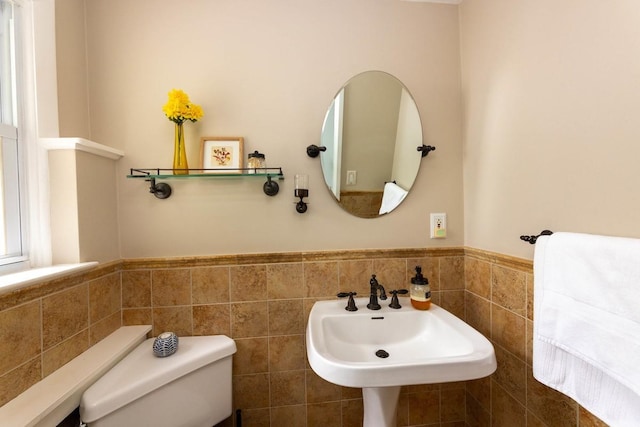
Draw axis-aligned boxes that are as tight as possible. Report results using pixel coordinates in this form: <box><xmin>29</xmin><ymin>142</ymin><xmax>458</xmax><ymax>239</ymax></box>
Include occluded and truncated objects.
<box><xmin>80</xmin><ymin>335</ymin><xmax>236</xmax><ymax>427</ymax></box>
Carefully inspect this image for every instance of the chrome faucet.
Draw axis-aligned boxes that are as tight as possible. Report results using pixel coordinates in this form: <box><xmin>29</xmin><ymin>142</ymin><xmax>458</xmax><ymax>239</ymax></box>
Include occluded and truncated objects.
<box><xmin>367</xmin><ymin>274</ymin><xmax>387</xmax><ymax>310</ymax></box>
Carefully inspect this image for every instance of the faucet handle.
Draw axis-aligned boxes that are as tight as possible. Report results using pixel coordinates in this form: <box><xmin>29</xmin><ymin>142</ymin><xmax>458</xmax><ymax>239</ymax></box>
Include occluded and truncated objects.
<box><xmin>388</xmin><ymin>289</ymin><xmax>409</xmax><ymax>309</ymax></box>
<box><xmin>337</xmin><ymin>292</ymin><xmax>358</xmax><ymax>311</ymax></box>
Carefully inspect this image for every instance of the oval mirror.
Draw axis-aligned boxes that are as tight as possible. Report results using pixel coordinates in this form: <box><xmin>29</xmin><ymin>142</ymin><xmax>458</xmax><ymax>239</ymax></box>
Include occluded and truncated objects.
<box><xmin>319</xmin><ymin>71</ymin><xmax>423</xmax><ymax>218</ymax></box>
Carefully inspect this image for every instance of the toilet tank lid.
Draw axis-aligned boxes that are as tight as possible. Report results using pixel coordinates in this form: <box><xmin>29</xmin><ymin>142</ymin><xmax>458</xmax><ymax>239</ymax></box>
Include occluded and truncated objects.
<box><xmin>80</xmin><ymin>335</ymin><xmax>236</xmax><ymax>423</ymax></box>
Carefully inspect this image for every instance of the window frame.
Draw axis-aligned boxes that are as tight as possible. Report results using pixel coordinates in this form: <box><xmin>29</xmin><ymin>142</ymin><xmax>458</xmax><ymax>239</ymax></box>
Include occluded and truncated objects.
<box><xmin>0</xmin><ymin>0</ymin><xmax>29</xmax><ymax>273</ymax></box>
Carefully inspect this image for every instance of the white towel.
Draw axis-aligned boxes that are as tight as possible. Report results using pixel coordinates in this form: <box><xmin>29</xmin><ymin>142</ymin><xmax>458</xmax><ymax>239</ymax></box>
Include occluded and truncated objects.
<box><xmin>378</xmin><ymin>182</ymin><xmax>408</xmax><ymax>215</ymax></box>
<box><xmin>533</xmin><ymin>232</ymin><xmax>640</xmax><ymax>427</ymax></box>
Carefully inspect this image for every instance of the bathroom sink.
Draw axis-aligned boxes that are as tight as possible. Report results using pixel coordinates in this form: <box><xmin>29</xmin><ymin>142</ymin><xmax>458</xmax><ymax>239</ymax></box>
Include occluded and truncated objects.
<box><xmin>306</xmin><ymin>297</ymin><xmax>496</xmax><ymax>388</ymax></box>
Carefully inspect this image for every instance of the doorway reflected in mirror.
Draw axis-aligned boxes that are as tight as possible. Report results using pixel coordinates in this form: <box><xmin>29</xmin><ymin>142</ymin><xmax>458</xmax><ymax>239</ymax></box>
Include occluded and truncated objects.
<box><xmin>320</xmin><ymin>71</ymin><xmax>423</xmax><ymax>218</ymax></box>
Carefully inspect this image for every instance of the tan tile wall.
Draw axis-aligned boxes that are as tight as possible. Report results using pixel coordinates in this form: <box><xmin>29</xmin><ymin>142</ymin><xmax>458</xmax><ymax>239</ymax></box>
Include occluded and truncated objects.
<box><xmin>0</xmin><ymin>262</ymin><xmax>123</xmax><ymax>406</ymax></box>
<box><xmin>464</xmin><ymin>249</ymin><xmax>608</xmax><ymax>427</ymax></box>
<box><xmin>120</xmin><ymin>249</ymin><xmax>467</xmax><ymax>427</ymax></box>
<box><xmin>0</xmin><ymin>247</ymin><xmax>612</xmax><ymax>426</ymax></box>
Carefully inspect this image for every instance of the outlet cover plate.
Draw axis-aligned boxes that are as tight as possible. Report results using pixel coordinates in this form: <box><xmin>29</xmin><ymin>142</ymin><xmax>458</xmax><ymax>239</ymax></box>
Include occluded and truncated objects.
<box><xmin>430</xmin><ymin>213</ymin><xmax>447</xmax><ymax>239</ymax></box>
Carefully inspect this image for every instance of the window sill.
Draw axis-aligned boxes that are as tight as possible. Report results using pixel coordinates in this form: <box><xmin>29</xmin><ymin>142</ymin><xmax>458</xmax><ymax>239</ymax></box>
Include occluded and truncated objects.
<box><xmin>0</xmin><ymin>262</ymin><xmax>98</xmax><ymax>296</ymax></box>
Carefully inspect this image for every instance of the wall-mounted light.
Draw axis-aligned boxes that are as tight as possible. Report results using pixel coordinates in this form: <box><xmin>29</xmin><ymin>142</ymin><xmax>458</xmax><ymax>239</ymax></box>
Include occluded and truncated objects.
<box><xmin>295</xmin><ymin>174</ymin><xmax>309</xmax><ymax>213</ymax></box>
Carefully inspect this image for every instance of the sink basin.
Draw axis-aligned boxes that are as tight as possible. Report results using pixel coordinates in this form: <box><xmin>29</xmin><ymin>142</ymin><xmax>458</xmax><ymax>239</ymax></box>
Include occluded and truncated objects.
<box><xmin>306</xmin><ymin>297</ymin><xmax>496</xmax><ymax>427</ymax></box>
<box><xmin>307</xmin><ymin>297</ymin><xmax>496</xmax><ymax>388</ymax></box>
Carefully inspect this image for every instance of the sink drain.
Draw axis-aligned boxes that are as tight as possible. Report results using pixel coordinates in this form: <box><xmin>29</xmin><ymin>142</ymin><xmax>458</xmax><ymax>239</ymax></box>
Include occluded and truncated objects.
<box><xmin>375</xmin><ymin>349</ymin><xmax>389</xmax><ymax>358</ymax></box>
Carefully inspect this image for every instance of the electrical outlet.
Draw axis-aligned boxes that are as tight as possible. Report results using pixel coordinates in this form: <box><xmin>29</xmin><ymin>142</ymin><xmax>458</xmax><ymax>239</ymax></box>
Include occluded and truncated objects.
<box><xmin>430</xmin><ymin>213</ymin><xmax>447</xmax><ymax>239</ymax></box>
<box><xmin>346</xmin><ymin>170</ymin><xmax>357</xmax><ymax>186</ymax></box>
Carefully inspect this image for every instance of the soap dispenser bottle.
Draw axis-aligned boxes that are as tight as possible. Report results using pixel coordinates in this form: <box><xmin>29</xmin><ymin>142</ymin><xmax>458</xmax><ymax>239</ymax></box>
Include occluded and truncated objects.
<box><xmin>410</xmin><ymin>266</ymin><xmax>431</xmax><ymax>310</ymax></box>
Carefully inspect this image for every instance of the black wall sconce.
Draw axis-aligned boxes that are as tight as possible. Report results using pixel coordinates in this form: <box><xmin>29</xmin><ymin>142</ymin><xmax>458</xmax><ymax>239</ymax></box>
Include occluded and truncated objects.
<box><xmin>295</xmin><ymin>174</ymin><xmax>309</xmax><ymax>213</ymax></box>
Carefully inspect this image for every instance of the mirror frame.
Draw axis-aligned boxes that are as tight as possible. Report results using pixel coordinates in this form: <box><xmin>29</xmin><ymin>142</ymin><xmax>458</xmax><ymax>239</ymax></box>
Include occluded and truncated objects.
<box><xmin>312</xmin><ymin>71</ymin><xmax>432</xmax><ymax>218</ymax></box>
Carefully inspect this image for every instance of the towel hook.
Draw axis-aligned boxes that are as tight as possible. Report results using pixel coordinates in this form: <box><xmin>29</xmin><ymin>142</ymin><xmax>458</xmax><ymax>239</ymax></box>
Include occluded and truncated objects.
<box><xmin>520</xmin><ymin>230</ymin><xmax>554</xmax><ymax>244</ymax></box>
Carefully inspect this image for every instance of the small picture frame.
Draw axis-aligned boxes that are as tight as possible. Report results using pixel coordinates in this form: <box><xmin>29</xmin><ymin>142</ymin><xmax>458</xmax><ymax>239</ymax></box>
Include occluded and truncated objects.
<box><xmin>199</xmin><ymin>137</ymin><xmax>244</xmax><ymax>173</ymax></box>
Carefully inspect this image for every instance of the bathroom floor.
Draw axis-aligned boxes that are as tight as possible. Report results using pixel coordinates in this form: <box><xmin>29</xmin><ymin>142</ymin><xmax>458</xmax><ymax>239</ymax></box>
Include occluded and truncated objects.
<box><xmin>57</xmin><ymin>408</ymin><xmax>80</xmax><ymax>427</ymax></box>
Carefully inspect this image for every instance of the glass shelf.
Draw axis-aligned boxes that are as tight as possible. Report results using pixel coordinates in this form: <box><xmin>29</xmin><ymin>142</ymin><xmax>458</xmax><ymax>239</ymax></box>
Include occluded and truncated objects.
<box><xmin>127</xmin><ymin>167</ymin><xmax>284</xmax><ymax>179</ymax></box>
<box><xmin>127</xmin><ymin>168</ymin><xmax>284</xmax><ymax>199</ymax></box>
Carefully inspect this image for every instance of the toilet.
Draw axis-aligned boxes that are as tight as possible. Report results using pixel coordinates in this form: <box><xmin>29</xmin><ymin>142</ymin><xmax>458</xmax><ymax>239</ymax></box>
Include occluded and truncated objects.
<box><xmin>80</xmin><ymin>335</ymin><xmax>236</xmax><ymax>427</ymax></box>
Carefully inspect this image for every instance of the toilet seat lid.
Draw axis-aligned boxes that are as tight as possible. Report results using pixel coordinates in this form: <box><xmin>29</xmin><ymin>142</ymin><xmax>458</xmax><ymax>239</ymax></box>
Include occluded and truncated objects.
<box><xmin>80</xmin><ymin>335</ymin><xmax>236</xmax><ymax>422</ymax></box>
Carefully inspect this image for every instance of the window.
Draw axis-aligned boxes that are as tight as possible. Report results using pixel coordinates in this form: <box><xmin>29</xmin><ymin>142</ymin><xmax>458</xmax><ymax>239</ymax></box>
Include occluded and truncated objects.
<box><xmin>0</xmin><ymin>0</ymin><xmax>28</xmax><ymax>271</ymax></box>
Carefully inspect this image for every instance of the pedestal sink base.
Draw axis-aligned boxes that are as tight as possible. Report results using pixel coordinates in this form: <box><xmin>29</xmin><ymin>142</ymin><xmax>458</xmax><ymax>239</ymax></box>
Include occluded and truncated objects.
<box><xmin>306</xmin><ymin>298</ymin><xmax>497</xmax><ymax>427</ymax></box>
<box><xmin>362</xmin><ymin>386</ymin><xmax>401</xmax><ymax>427</ymax></box>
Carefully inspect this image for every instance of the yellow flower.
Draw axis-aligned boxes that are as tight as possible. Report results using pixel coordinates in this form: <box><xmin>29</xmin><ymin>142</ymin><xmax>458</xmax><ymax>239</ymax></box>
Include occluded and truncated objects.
<box><xmin>162</xmin><ymin>89</ymin><xmax>204</xmax><ymax>124</ymax></box>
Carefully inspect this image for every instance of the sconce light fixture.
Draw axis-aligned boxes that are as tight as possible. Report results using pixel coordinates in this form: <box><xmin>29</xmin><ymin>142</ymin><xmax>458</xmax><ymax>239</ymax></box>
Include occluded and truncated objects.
<box><xmin>295</xmin><ymin>174</ymin><xmax>309</xmax><ymax>213</ymax></box>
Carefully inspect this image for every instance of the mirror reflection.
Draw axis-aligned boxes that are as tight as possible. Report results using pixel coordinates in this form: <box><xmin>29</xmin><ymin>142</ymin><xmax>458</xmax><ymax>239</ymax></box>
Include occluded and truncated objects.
<box><xmin>320</xmin><ymin>71</ymin><xmax>423</xmax><ymax>218</ymax></box>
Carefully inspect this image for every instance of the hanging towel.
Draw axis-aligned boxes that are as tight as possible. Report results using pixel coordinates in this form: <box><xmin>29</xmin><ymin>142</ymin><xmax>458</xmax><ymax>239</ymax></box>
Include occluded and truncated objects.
<box><xmin>533</xmin><ymin>232</ymin><xmax>640</xmax><ymax>427</ymax></box>
<box><xmin>378</xmin><ymin>182</ymin><xmax>408</xmax><ymax>215</ymax></box>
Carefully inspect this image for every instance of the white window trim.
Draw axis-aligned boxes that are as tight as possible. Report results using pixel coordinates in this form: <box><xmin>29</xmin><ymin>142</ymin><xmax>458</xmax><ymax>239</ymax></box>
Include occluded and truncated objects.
<box><xmin>40</xmin><ymin>137</ymin><xmax>125</xmax><ymax>160</ymax></box>
<box><xmin>1</xmin><ymin>1</ymin><xmax>123</xmax><ymax>278</ymax></box>
<box><xmin>1</xmin><ymin>0</ymin><xmax>30</xmax><ymax>272</ymax></box>
<box><xmin>2</xmin><ymin>0</ymin><xmax>79</xmax><ymax>275</ymax></box>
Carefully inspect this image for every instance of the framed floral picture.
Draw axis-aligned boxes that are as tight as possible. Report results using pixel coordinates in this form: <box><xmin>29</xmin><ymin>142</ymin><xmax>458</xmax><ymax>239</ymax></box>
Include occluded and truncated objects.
<box><xmin>199</xmin><ymin>137</ymin><xmax>244</xmax><ymax>173</ymax></box>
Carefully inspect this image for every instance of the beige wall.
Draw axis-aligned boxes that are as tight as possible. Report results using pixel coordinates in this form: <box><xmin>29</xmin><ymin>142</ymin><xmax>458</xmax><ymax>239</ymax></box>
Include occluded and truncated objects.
<box><xmin>77</xmin><ymin>0</ymin><xmax>463</xmax><ymax>258</ymax></box>
<box><xmin>49</xmin><ymin>150</ymin><xmax>81</xmax><ymax>264</ymax></box>
<box><xmin>55</xmin><ymin>0</ymin><xmax>640</xmax><ymax>262</ymax></box>
<box><xmin>460</xmin><ymin>0</ymin><xmax>640</xmax><ymax>259</ymax></box>
<box><xmin>76</xmin><ymin>151</ymin><xmax>121</xmax><ymax>262</ymax></box>
<box><xmin>55</xmin><ymin>0</ymin><xmax>91</xmax><ymax>139</ymax></box>
<box><xmin>48</xmin><ymin>148</ymin><xmax>120</xmax><ymax>264</ymax></box>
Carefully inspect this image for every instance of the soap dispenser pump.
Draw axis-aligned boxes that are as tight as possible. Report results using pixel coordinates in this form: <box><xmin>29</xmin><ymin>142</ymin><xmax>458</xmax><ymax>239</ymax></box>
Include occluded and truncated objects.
<box><xmin>410</xmin><ymin>266</ymin><xmax>431</xmax><ymax>310</ymax></box>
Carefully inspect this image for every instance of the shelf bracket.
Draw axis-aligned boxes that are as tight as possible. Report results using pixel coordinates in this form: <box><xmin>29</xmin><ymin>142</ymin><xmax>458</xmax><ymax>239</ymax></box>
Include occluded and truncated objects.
<box><xmin>129</xmin><ymin>167</ymin><xmax>284</xmax><ymax>199</ymax></box>
<box><xmin>148</xmin><ymin>178</ymin><xmax>172</xmax><ymax>199</ymax></box>
<box><xmin>263</xmin><ymin>175</ymin><xmax>279</xmax><ymax>196</ymax></box>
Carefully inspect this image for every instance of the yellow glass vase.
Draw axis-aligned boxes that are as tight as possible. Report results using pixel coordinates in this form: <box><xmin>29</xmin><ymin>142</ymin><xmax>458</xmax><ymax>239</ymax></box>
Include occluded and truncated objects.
<box><xmin>172</xmin><ymin>122</ymin><xmax>189</xmax><ymax>175</ymax></box>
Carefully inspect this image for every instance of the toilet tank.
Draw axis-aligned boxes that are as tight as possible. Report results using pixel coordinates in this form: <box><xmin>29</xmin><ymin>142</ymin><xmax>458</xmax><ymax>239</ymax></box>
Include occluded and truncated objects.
<box><xmin>80</xmin><ymin>335</ymin><xmax>236</xmax><ymax>427</ymax></box>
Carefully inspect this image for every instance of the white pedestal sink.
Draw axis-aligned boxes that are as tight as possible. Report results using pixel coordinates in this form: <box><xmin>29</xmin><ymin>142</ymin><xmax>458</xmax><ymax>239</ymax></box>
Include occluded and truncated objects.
<box><xmin>306</xmin><ymin>297</ymin><xmax>496</xmax><ymax>427</ymax></box>
<box><xmin>362</xmin><ymin>386</ymin><xmax>401</xmax><ymax>427</ymax></box>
